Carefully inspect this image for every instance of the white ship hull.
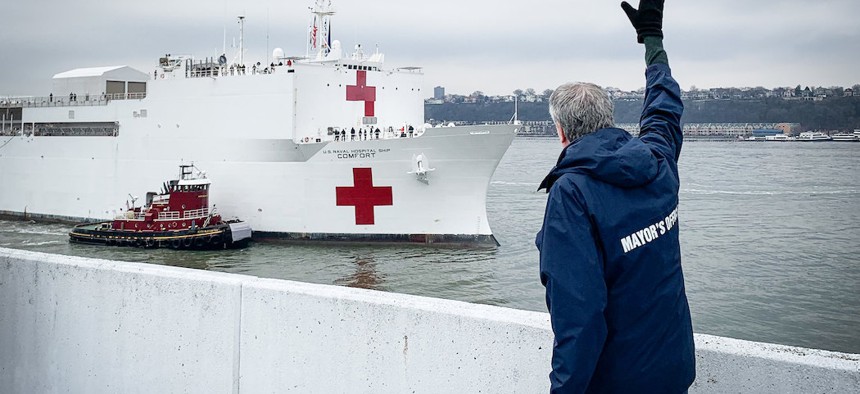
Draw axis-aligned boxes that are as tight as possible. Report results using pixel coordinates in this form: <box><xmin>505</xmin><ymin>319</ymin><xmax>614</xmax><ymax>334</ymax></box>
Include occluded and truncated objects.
<box><xmin>0</xmin><ymin>120</ymin><xmax>515</xmax><ymax>245</ymax></box>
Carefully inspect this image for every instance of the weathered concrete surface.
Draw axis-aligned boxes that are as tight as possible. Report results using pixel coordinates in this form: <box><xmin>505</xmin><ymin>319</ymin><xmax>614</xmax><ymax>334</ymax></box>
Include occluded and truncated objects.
<box><xmin>693</xmin><ymin>334</ymin><xmax>860</xmax><ymax>393</ymax></box>
<box><xmin>239</xmin><ymin>278</ymin><xmax>552</xmax><ymax>393</ymax></box>
<box><xmin>1</xmin><ymin>247</ymin><xmax>858</xmax><ymax>393</ymax></box>
<box><xmin>0</xmin><ymin>248</ymin><xmax>243</xmax><ymax>393</ymax></box>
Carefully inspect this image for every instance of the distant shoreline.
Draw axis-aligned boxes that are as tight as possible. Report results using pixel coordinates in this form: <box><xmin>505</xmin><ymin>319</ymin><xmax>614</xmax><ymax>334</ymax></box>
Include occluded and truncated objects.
<box><xmin>426</xmin><ymin>97</ymin><xmax>860</xmax><ymax>131</ymax></box>
<box><xmin>513</xmin><ymin>134</ymin><xmax>860</xmax><ymax>142</ymax></box>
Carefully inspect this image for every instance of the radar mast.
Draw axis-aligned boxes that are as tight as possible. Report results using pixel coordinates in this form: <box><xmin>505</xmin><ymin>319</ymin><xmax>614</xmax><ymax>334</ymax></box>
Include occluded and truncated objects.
<box><xmin>308</xmin><ymin>0</ymin><xmax>335</xmax><ymax>60</ymax></box>
<box><xmin>238</xmin><ymin>16</ymin><xmax>246</xmax><ymax>65</ymax></box>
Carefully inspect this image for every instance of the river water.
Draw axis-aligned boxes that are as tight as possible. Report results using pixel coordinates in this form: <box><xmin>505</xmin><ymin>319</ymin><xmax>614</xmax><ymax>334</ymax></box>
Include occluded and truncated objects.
<box><xmin>1</xmin><ymin>139</ymin><xmax>858</xmax><ymax>354</ymax></box>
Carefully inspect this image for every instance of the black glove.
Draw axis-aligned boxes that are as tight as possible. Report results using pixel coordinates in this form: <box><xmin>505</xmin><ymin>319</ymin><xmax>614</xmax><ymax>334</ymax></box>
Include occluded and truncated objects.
<box><xmin>621</xmin><ymin>0</ymin><xmax>664</xmax><ymax>43</ymax></box>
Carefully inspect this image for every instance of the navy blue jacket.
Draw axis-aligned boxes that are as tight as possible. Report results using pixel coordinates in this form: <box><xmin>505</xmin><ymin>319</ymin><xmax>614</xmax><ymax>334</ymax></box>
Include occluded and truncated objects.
<box><xmin>536</xmin><ymin>63</ymin><xmax>695</xmax><ymax>393</ymax></box>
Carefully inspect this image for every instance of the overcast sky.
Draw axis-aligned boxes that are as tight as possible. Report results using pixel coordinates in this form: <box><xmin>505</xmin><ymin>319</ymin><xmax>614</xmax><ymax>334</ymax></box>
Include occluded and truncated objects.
<box><xmin>1</xmin><ymin>0</ymin><xmax>858</xmax><ymax>96</ymax></box>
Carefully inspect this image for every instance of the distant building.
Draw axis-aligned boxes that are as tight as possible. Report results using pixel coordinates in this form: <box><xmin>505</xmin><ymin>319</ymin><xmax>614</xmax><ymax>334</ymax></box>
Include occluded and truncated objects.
<box><xmin>845</xmin><ymin>88</ymin><xmax>854</xmax><ymax>97</ymax></box>
<box><xmin>776</xmin><ymin>123</ymin><xmax>802</xmax><ymax>136</ymax></box>
<box><xmin>682</xmin><ymin>123</ymin><xmax>785</xmax><ymax>138</ymax></box>
<box><xmin>434</xmin><ymin>86</ymin><xmax>445</xmax><ymax>100</ymax></box>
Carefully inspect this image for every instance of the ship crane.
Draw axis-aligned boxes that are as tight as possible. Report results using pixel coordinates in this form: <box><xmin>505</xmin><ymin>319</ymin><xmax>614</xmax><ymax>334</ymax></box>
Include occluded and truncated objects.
<box><xmin>127</xmin><ymin>194</ymin><xmax>138</xmax><ymax>210</ymax></box>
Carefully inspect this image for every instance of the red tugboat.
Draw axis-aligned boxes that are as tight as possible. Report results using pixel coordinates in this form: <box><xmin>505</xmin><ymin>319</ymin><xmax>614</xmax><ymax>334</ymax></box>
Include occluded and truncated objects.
<box><xmin>69</xmin><ymin>164</ymin><xmax>252</xmax><ymax>249</ymax></box>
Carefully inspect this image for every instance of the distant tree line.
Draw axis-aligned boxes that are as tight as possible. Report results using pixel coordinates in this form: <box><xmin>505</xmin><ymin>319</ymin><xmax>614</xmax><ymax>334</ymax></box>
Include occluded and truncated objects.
<box><xmin>426</xmin><ymin>97</ymin><xmax>860</xmax><ymax>130</ymax></box>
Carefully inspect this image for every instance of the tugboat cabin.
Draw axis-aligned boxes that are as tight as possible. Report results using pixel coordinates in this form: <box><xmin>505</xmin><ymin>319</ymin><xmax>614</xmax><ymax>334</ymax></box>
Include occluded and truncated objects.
<box><xmin>112</xmin><ymin>164</ymin><xmax>218</xmax><ymax>232</ymax></box>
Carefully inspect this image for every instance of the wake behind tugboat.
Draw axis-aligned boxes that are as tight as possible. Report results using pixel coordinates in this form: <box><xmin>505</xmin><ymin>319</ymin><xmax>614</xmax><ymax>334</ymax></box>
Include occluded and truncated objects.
<box><xmin>69</xmin><ymin>164</ymin><xmax>251</xmax><ymax>249</ymax></box>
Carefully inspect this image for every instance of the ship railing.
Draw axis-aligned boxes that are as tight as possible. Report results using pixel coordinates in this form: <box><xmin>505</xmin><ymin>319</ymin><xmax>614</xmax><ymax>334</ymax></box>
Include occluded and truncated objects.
<box><xmin>0</xmin><ymin>93</ymin><xmax>147</xmax><ymax>109</ymax></box>
<box><xmin>182</xmin><ymin>208</ymin><xmax>209</xmax><ymax>219</ymax></box>
<box><xmin>185</xmin><ymin>62</ymin><xmax>286</xmax><ymax>79</ymax></box>
<box><xmin>158</xmin><ymin>211</ymin><xmax>181</xmax><ymax>220</ymax></box>
<box><xmin>326</xmin><ymin>127</ymin><xmax>428</xmax><ymax>143</ymax></box>
<box><xmin>3</xmin><ymin>121</ymin><xmax>117</xmax><ymax>137</ymax></box>
<box><xmin>0</xmin><ymin>127</ymin><xmax>20</xmax><ymax>137</ymax></box>
<box><xmin>110</xmin><ymin>208</ymin><xmax>210</xmax><ymax>221</ymax></box>
<box><xmin>31</xmin><ymin>122</ymin><xmax>120</xmax><ymax>137</ymax></box>
<box><xmin>114</xmin><ymin>211</ymin><xmax>147</xmax><ymax>220</ymax></box>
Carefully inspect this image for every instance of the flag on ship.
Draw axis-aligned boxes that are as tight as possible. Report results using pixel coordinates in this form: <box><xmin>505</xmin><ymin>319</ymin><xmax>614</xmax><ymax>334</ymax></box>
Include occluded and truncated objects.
<box><xmin>324</xmin><ymin>18</ymin><xmax>331</xmax><ymax>54</ymax></box>
<box><xmin>310</xmin><ymin>16</ymin><xmax>318</xmax><ymax>49</ymax></box>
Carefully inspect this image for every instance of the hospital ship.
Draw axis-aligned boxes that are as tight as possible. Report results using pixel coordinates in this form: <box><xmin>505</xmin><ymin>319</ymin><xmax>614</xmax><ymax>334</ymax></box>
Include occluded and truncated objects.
<box><xmin>0</xmin><ymin>1</ymin><xmax>518</xmax><ymax>245</ymax></box>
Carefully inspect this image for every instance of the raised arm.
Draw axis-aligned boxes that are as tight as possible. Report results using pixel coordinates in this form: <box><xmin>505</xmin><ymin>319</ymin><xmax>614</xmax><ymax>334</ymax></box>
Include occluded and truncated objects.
<box><xmin>622</xmin><ymin>0</ymin><xmax>684</xmax><ymax>163</ymax></box>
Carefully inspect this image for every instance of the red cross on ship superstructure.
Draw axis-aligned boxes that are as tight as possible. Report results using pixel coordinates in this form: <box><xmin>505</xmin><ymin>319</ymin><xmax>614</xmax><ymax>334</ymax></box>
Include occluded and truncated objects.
<box><xmin>336</xmin><ymin>168</ymin><xmax>393</xmax><ymax>225</ymax></box>
<box><xmin>346</xmin><ymin>70</ymin><xmax>376</xmax><ymax>117</ymax></box>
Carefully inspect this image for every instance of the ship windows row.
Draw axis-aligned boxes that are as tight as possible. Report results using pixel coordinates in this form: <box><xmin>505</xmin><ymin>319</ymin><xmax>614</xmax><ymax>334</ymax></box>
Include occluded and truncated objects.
<box><xmin>343</xmin><ymin>64</ymin><xmax>378</xmax><ymax>72</ymax></box>
<box><xmin>7</xmin><ymin>122</ymin><xmax>121</xmax><ymax>137</ymax></box>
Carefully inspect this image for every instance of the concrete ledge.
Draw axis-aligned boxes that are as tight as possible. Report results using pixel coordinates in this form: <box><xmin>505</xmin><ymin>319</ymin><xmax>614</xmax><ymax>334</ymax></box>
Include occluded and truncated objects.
<box><xmin>1</xmin><ymin>248</ymin><xmax>858</xmax><ymax>393</ymax></box>
<box><xmin>693</xmin><ymin>334</ymin><xmax>860</xmax><ymax>393</ymax></box>
<box><xmin>239</xmin><ymin>277</ymin><xmax>551</xmax><ymax>393</ymax></box>
<box><xmin>0</xmin><ymin>248</ymin><xmax>244</xmax><ymax>393</ymax></box>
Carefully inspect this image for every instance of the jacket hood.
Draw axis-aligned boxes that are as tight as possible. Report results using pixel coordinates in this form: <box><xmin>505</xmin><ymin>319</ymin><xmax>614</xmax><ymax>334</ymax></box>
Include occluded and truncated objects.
<box><xmin>539</xmin><ymin>128</ymin><xmax>658</xmax><ymax>191</ymax></box>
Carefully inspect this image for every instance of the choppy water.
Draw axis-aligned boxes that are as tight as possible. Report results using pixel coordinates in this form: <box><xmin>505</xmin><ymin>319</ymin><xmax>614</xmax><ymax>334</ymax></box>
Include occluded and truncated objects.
<box><xmin>1</xmin><ymin>139</ymin><xmax>858</xmax><ymax>353</ymax></box>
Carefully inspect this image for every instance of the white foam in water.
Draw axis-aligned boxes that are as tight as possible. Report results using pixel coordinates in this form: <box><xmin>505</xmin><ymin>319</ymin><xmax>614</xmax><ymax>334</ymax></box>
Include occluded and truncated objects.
<box><xmin>491</xmin><ymin>181</ymin><xmax>537</xmax><ymax>186</ymax></box>
<box><xmin>21</xmin><ymin>240</ymin><xmax>61</xmax><ymax>246</ymax></box>
<box><xmin>10</xmin><ymin>228</ymin><xmax>69</xmax><ymax>236</ymax></box>
<box><xmin>681</xmin><ymin>188</ymin><xmax>859</xmax><ymax>196</ymax></box>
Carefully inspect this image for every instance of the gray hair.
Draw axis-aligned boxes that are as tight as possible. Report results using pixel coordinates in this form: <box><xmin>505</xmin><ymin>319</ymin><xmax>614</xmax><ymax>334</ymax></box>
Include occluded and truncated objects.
<box><xmin>548</xmin><ymin>82</ymin><xmax>614</xmax><ymax>142</ymax></box>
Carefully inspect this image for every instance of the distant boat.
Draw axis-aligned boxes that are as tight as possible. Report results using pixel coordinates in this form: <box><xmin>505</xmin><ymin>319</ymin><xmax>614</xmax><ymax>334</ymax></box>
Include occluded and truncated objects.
<box><xmin>831</xmin><ymin>131</ymin><xmax>860</xmax><ymax>142</ymax></box>
<box><xmin>796</xmin><ymin>132</ymin><xmax>832</xmax><ymax>142</ymax></box>
<box><xmin>764</xmin><ymin>134</ymin><xmax>796</xmax><ymax>141</ymax></box>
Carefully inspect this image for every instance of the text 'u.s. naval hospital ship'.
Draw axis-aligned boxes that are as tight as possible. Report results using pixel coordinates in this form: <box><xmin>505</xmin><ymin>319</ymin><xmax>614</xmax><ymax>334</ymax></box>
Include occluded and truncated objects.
<box><xmin>0</xmin><ymin>0</ymin><xmax>518</xmax><ymax>246</ymax></box>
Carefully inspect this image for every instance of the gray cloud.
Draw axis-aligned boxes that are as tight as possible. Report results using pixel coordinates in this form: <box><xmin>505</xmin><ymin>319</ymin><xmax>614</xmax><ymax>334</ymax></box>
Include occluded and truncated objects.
<box><xmin>1</xmin><ymin>0</ymin><xmax>858</xmax><ymax>96</ymax></box>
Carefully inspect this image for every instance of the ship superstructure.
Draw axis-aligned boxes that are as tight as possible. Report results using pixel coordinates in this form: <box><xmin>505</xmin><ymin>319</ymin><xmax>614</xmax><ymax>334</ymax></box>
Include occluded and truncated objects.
<box><xmin>0</xmin><ymin>0</ymin><xmax>517</xmax><ymax>245</ymax></box>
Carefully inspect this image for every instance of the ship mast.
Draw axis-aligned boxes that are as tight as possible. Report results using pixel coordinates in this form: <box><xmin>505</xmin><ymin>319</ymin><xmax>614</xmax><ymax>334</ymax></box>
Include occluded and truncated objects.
<box><xmin>307</xmin><ymin>0</ymin><xmax>334</xmax><ymax>60</ymax></box>
<box><xmin>238</xmin><ymin>16</ymin><xmax>246</xmax><ymax>65</ymax></box>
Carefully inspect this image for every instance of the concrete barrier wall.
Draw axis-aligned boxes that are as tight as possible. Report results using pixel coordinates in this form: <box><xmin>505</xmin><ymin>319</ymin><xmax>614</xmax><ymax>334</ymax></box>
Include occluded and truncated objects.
<box><xmin>1</xmin><ymin>248</ymin><xmax>858</xmax><ymax>393</ymax></box>
<box><xmin>0</xmin><ymin>248</ymin><xmax>243</xmax><ymax>393</ymax></box>
<box><xmin>239</xmin><ymin>278</ymin><xmax>551</xmax><ymax>393</ymax></box>
<box><xmin>693</xmin><ymin>334</ymin><xmax>859</xmax><ymax>393</ymax></box>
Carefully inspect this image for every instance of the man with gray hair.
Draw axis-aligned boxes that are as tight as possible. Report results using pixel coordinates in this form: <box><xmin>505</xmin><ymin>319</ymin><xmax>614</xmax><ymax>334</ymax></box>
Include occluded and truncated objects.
<box><xmin>536</xmin><ymin>0</ymin><xmax>695</xmax><ymax>392</ymax></box>
<box><xmin>548</xmin><ymin>83</ymin><xmax>615</xmax><ymax>145</ymax></box>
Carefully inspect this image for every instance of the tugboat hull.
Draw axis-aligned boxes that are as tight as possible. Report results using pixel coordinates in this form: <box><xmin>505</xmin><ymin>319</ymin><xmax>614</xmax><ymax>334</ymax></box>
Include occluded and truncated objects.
<box><xmin>69</xmin><ymin>220</ymin><xmax>251</xmax><ymax>250</ymax></box>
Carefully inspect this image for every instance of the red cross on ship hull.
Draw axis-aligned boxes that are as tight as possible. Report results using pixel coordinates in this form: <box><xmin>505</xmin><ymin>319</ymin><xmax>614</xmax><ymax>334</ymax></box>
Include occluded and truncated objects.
<box><xmin>346</xmin><ymin>70</ymin><xmax>376</xmax><ymax>117</ymax></box>
<box><xmin>336</xmin><ymin>168</ymin><xmax>393</xmax><ymax>225</ymax></box>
